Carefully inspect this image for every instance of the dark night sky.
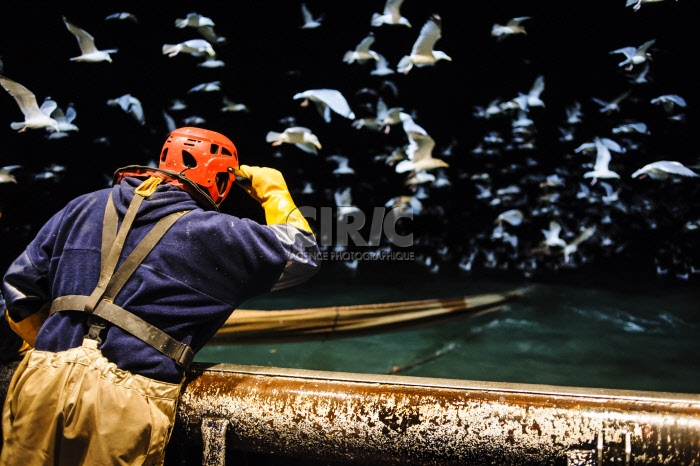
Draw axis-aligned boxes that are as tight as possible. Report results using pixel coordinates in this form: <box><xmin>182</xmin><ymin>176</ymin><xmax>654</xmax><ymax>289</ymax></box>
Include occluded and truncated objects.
<box><xmin>0</xmin><ymin>0</ymin><xmax>697</xmax><ymax>283</ymax></box>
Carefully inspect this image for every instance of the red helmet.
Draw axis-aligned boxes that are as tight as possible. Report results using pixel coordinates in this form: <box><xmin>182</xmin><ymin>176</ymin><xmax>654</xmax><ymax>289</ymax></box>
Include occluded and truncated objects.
<box><xmin>159</xmin><ymin>127</ymin><xmax>239</xmax><ymax>206</ymax></box>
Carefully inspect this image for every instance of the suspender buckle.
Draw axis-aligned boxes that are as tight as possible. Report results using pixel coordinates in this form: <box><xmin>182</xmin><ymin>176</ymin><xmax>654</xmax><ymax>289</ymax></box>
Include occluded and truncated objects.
<box><xmin>85</xmin><ymin>316</ymin><xmax>107</xmax><ymax>344</ymax></box>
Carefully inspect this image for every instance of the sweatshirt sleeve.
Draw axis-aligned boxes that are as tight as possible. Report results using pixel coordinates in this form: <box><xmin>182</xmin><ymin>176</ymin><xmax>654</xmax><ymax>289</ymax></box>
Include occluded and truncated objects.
<box><xmin>266</xmin><ymin>224</ymin><xmax>321</xmax><ymax>291</ymax></box>
<box><xmin>2</xmin><ymin>208</ymin><xmax>60</xmax><ymax>338</ymax></box>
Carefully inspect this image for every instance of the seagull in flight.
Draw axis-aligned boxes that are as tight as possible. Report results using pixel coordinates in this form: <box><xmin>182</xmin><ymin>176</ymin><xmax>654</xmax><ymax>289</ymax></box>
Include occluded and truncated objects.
<box><xmin>293</xmin><ymin>89</ymin><xmax>355</xmax><ymax>123</ymax></box>
<box><xmin>327</xmin><ymin>155</ymin><xmax>356</xmax><ymax>175</ymax></box>
<box><xmin>583</xmin><ymin>137</ymin><xmax>620</xmax><ymax>184</ymax></box>
<box><xmin>0</xmin><ymin>74</ymin><xmax>60</xmax><ymax>133</ymax></box>
<box><xmin>491</xmin><ymin>17</ymin><xmax>530</xmax><ymax>40</ymax></box>
<box><xmin>343</xmin><ymin>33</ymin><xmax>380</xmax><ymax>64</ymax></box>
<box><xmin>562</xmin><ymin>226</ymin><xmax>596</xmax><ymax>263</ymax></box>
<box><xmin>631</xmin><ymin>161</ymin><xmax>699</xmax><ymax>180</ymax></box>
<box><xmin>610</xmin><ymin>39</ymin><xmax>655</xmax><ymax>71</ymax></box>
<box><xmin>650</xmin><ymin>94</ymin><xmax>686</xmax><ymax>114</ymax></box>
<box><xmin>370</xmin><ymin>53</ymin><xmax>395</xmax><ymax>76</ymax></box>
<box><xmin>512</xmin><ymin>75</ymin><xmax>545</xmax><ymax>110</ymax></box>
<box><xmin>107</xmin><ymin>94</ymin><xmax>145</xmax><ymax>125</ymax></box>
<box><xmin>162</xmin><ymin>39</ymin><xmax>216</xmax><ymax>58</ymax></box>
<box><xmin>395</xmin><ymin>131</ymin><xmax>449</xmax><ymax>174</ymax></box>
<box><xmin>46</xmin><ymin>100</ymin><xmax>79</xmax><ymax>138</ymax></box>
<box><xmin>300</xmin><ymin>3</ymin><xmax>323</xmax><ymax>29</ymax></box>
<box><xmin>175</xmin><ymin>12</ymin><xmax>214</xmax><ymax>28</ymax></box>
<box><xmin>371</xmin><ymin>0</ymin><xmax>411</xmax><ymax>27</ymax></box>
<box><xmin>495</xmin><ymin>209</ymin><xmax>524</xmax><ymax>227</ymax></box>
<box><xmin>62</xmin><ymin>16</ymin><xmax>117</xmax><ymax>63</ymax></box>
<box><xmin>540</xmin><ymin>221</ymin><xmax>568</xmax><ymax>249</ymax></box>
<box><xmin>626</xmin><ymin>0</ymin><xmax>676</xmax><ymax>11</ymax></box>
<box><xmin>334</xmin><ymin>186</ymin><xmax>362</xmax><ymax>222</ymax></box>
<box><xmin>396</xmin><ymin>14</ymin><xmax>451</xmax><ymax>74</ymax></box>
<box><xmin>105</xmin><ymin>12</ymin><xmax>138</xmax><ymax>23</ymax></box>
<box><xmin>266</xmin><ymin>127</ymin><xmax>322</xmax><ymax>154</ymax></box>
<box><xmin>592</xmin><ymin>90</ymin><xmax>632</xmax><ymax>114</ymax></box>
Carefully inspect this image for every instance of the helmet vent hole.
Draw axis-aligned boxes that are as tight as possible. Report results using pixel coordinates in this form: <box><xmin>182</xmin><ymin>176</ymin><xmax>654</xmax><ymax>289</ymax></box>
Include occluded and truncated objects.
<box><xmin>160</xmin><ymin>148</ymin><xmax>168</xmax><ymax>163</ymax></box>
<box><xmin>181</xmin><ymin>150</ymin><xmax>198</xmax><ymax>168</ymax></box>
<box><xmin>183</xmin><ymin>138</ymin><xmax>197</xmax><ymax>147</ymax></box>
<box><xmin>210</xmin><ymin>144</ymin><xmax>219</xmax><ymax>155</ymax></box>
<box><xmin>222</xmin><ymin>147</ymin><xmax>233</xmax><ymax>156</ymax></box>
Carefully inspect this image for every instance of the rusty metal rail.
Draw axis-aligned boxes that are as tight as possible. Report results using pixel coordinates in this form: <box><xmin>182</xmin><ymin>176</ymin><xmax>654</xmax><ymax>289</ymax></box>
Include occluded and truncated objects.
<box><xmin>166</xmin><ymin>363</ymin><xmax>700</xmax><ymax>465</ymax></box>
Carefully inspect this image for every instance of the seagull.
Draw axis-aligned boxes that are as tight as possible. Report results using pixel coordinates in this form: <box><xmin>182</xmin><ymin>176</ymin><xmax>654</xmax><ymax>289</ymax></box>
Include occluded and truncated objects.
<box><xmin>626</xmin><ymin>0</ymin><xmax>675</xmax><ymax>11</ymax></box>
<box><xmin>611</xmin><ymin>121</ymin><xmax>649</xmax><ymax>135</ymax></box>
<box><xmin>592</xmin><ymin>90</ymin><xmax>632</xmax><ymax>114</ymax></box>
<box><xmin>62</xmin><ymin>16</ymin><xmax>117</xmax><ymax>63</ymax></box>
<box><xmin>0</xmin><ymin>165</ymin><xmax>22</xmax><ymax>184</ymax></box>
<box><xmin>399</xmin><ymin>111</ymin><xmax>428</xmax><ymax>136</ymax></box>
<box><xmin>343</xmin><ymin>33</ymin><xmax>380</xmax><ymax>64</ymax></box>
<box><xmin>0</xmin><ymin>74</ymin><xmax>60</xmax><ymax>133</ymax></box>
<box><xmin>197</xmin><ymin>56</ymin><xmax>226</xmax><ymax>68</ymax></box>
<box><xmin>395</xmin><ymin>131</ymin><xmax>449</xmax><ymax>174</ymax></box>
<box><xmin>162</xmin><ymin>39</ymin><xmax>216</xmax><ymax>58</ymax></box>
<box><xmin>173</xmin><ymin>13</ymin><xmax>226</xmax><ymax>45</ymax></box>
<box><xmin>175</xmin><ymin>12</ymin><xmax>214</xmax><ymax>28</ymax></box>
<box><xmin>397</xmin><ymin>14</ymin><xmax>451</xmax><ymax>74</ymax></box>
<box><xmin>163</xmin><ymin>110</ymin><xmax>176</xmax><ymax>133</ymax></box>
<box><xmin>334</xmin><ymin>186</ymin><xmax>362</xmax><ymax>222</ymax></box>
<box><xmin>599</xmin><ymin>181</ymin><xmax>621</xmax><ymax>204</ymax></box>
<box><xmin>404</xmin><ymin>171</ymin><xmax>436</xmax><ymax>186</ymax></box>
<box><xmin>650</xmin><ymin>94</ymin><xmax>686</xmax><ymax>114</ymax></box>
<box><xmin>327</xmin><ymin>155</ymin><xmax>356</xmax><ymax>175</ymax></box>
<box><xmin>182</xmin><ymin>115</ymin><xmax>206</xmax><ymax>126</ymax></box>
<box><xmin>377</xmin><ymin>104</ymin><xmax>406</xmax><ymax>133</ymax></box>
<box><xmin>371</xmin><ymin>0</ymin><xmax>411</xmax><ymax>27</ymax></box>
<box><xmin>495</xmin><ymin>209</ymin><xmax>524</xmax><ymax>227</ymax></box>
<box><xmin>168</xmin><ymin>98</ymin><xmax>187</xmax><ymax>111</ymax></box>
<box><xmin>46</xmin><ymin>101</ymin><xmax>78</xmax><ymax>138</ymax></box>
<box><xmin>293</xmin><ymin>89</ymin><xmax>355</xmax><ymax>123</ymax></box>
<box><xmin>562</xmin><ymin>226</ymin><xmax>596</xmax><ymax>263</ymax></box>
<box><xmin>540</xmin><ymin>221</ymin><xmax>568</xmax><ymax>249</ymax></box>
<box><xmin>583</xmin><ymin>137</ymin><xmax>620</xmax><ymax>184</ymax></box>
<box><xmin>610</xmin><ymin>39</ymin><xmax>655</xmax><ymax>71</ymax></box>
<box><xmin>220</xmin><ymin>96</ymin><xmax>250</xmax><ymax>113</ymax></box>
<box><xmin>385</xmin><ymin>195</ymin><xmax>423</xmax><ymax>216</ymax></box>
<box><xmin>566</xmin><ymin>101</ymin><xmax>583</xmax><ymax>125</ymax></box>
<box><xmin>188</xmin><ymin>81</ymin><xmax>222</xmax><ymax>93</ymax></box>
<box><xmin>107</xmin><ymin>94</ymin><xmax>145</xmax><ymax>126</ymax></box>
<box><xmin>266</xmin><ymin>127</ymin><xmax>322</xmax><ymax>154</ymax></box>
<box><xmin>517</xmin><ymin>75</ymin><xmax>545</xmax><ymax>110</ymax></box>
<box><xmin>300</xmin><ymin>3</ymin><xmax>323</xmax><ymax>29</ymax></box>
<box><xmin>370</xmin><ymin>53</ymin><xmax>395</xmax><ymax>76</ymax></box>
<box><xmin>105</xmin><ymin>12</ymin><xmax>138</xmax><ymax>23</ymax></box>
<box><xmin>474</xmin><ymin>99</ymin><xmax>506</xmax><ymax>119</ymax></box>
<box><xmin>491</xmin><ymin>17</ymin><xmax>530</xmax><ymax>40</ymax></box>
<box><xmin>631</xmin><ymin>161</ymin><xmax>699</xmax><ymax>180</ymax></box>
<box><xmin>575</xmin><ymin>137</ymin><xmax>625</xmax><ymax>156</ymax></box>
<box><xmin>628</xmin><ymin>62</ymin><xmax>651</xmax><ymax>85</ymax></box>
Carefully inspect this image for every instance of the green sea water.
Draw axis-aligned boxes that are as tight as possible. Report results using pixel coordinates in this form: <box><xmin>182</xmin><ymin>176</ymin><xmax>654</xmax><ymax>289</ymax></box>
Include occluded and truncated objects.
<box><xmin>197</xmin><ymin>260</ymin><xmax>700</xmax><ymax>394</ymax></box>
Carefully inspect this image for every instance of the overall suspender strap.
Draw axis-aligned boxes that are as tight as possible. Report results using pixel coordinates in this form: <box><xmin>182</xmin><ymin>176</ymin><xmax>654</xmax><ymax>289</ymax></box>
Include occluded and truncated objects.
<box><xmin>84</xmin><ymin>194</ymin><xmax>144</xmax><ymax>313</ymax></box>
<box><xmin>50</xmin><ymin>192</ymin><xmax>195</xmax><ymax>368</ymax></box>
<box><xmin>51</xmin><ymin>295</ymin><xmax>195</xmax><ymax>368</ymax></box>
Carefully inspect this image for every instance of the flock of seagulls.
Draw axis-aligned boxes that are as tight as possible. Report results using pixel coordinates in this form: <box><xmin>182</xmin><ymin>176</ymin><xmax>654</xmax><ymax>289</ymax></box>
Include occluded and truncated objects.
<box><xmin>0</xmin><ymin>0</ymin><xmax>698</xmax><ymax>284</ymax></box>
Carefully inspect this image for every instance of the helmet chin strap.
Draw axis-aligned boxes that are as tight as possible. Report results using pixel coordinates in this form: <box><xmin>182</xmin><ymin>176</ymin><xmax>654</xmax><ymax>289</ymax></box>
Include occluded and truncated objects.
<box><xmin>112</xmin><ymin>165</ymin><xmax>221</xmax><ymax>211</ymax></box>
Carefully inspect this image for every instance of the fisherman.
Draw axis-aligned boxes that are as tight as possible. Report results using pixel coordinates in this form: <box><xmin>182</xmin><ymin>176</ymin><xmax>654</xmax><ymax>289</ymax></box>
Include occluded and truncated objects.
<box><xmin>0</xmin><ymin>127</ymin><xmax>320</xmax><ymax>465</ymax></box>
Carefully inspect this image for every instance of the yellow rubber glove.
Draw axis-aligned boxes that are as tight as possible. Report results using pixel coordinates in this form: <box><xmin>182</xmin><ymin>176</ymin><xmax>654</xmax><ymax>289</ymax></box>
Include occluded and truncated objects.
<box><xmin>236</xmin><ymin>165</ymin><xmax>313</xmax><ymax>234</ymax></box>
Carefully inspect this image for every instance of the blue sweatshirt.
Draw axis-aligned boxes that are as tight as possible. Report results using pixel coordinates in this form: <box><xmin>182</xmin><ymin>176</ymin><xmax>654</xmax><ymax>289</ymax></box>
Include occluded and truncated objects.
<box><xmin>2</xmin><ymin>177</ymin><xmax>320</xmax><ymax>382</ymax></box>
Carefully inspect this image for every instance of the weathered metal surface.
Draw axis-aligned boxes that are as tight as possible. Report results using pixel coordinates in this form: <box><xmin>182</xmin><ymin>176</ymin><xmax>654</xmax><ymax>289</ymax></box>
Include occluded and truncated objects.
<box><xmin>169</xmin><ymin>363</ymin><xmax>700</xmax><ymax>465</ymax></box>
